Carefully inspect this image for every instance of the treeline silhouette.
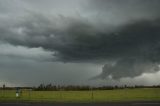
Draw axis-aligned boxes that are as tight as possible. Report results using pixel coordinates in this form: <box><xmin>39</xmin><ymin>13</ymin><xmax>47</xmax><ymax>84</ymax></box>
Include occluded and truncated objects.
<box><xmin>34</xmin><ymin>84</ymin><xmax>160</xmax><ymax>91</ymax></box>
<box><xmin>1</xmin><ymin>84</ymin><xmax>160</xmax><ymax>91</ymax></box>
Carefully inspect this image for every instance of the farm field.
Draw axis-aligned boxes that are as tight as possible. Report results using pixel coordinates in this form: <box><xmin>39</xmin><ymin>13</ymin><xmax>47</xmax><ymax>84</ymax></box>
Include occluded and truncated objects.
<box><xmin>0</xmin><ymin>88</ymin><xmax>160</xmax><ymax>103</ymax></box>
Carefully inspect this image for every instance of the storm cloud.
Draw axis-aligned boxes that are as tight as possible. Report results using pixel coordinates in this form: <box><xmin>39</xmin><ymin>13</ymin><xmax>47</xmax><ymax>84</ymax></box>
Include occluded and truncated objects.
<box><xmin>0</xmin><ymin>0</ymin><xmax>160</xmax><ymax>85</ymax></box>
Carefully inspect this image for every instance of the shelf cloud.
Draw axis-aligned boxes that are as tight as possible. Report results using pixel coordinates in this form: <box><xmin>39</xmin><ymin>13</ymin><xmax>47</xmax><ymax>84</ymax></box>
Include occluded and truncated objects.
<box><xmin>0</xmin><ymin>0</ymin><xmax>160</xmax><ymax>85</ymax></box>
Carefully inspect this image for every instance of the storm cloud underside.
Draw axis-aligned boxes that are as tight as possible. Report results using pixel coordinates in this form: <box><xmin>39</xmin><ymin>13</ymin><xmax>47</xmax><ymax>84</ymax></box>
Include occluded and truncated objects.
<box><xmin>0</xmin><ymin>0</ymin><xmax>160</xmax><ymax>85</ymax></box>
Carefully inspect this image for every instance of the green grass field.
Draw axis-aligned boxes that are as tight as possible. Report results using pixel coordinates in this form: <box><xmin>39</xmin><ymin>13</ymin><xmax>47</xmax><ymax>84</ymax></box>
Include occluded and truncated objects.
<box><xmin>0</xmin><ymin>88</ymin><xmax>160</xmax><ymax>103</ymax></box>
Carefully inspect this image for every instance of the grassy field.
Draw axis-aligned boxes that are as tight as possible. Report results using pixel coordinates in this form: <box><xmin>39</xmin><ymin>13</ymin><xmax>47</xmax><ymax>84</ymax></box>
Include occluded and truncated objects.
<box><xmin>0</xmin><ymin>88</ymin><xmax>160</xmax><ymax>103</ymax></box>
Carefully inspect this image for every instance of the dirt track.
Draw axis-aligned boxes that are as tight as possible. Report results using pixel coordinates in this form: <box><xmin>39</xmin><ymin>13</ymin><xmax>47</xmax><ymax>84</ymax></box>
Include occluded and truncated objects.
<box><xmin>0</xmin><ymin>102</ymin><xmax>160</xmax><ymax>106</ymax></box>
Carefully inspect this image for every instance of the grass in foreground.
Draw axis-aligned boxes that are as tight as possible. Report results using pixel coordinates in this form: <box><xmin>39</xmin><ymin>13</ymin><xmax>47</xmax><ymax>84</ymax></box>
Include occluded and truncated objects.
<box><xmin>0</xmin><ymin>88</ymin><xmax>160</xmax><ymax>103</ymax></box>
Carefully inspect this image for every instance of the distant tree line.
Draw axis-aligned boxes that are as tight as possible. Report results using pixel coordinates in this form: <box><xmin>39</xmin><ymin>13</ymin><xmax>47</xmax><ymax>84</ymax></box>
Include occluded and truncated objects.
<box><xmin>33</xmin><ymin>84</ymin><xmax>160</xmax><ymax>91</ymax></box>
<box><xmin>1</xmin><ymin>84</ymin><xmax>160</xmax><ymax>91</ymax></box>
<box><xmin>35</xmin><ymin>84</ymin><xmax>91</xmax><ymax>91</ymax></box>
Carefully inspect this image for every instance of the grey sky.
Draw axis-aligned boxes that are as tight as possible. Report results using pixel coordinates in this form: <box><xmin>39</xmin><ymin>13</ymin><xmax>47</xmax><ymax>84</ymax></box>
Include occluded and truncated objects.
<box><xmin>0</xmin><ymin>0</ymin><xmax>160</xmax><ymax>86</ymax></box>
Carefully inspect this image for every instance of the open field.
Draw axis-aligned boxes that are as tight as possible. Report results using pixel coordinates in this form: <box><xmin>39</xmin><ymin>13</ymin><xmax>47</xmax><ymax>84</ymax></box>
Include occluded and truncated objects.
<box><xmin>0</xmin><ymin>88</ymin><xmax>160</xmax><ymax>103</ymax></box>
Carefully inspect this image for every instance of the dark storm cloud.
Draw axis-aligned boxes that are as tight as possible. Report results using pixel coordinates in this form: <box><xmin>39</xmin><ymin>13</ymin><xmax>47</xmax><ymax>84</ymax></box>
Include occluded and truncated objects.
<box><xmin>1</xmin><ymin>0</ymin><xmax>160</xmax><ymax>80</ymax></box>
<box><xmin>97</xmin><ymin>58</ymin><xmax>159</xmax><ymax>79</ymax></box>
<box><xmin>1</xmin><ymin>15</ymin><xmax>160</xmax><ymax>61</ymax></box>
<box><xmin>89</xmin><ymin>0</ymin><xmax>160</xmax><ymax>20</ymax></box>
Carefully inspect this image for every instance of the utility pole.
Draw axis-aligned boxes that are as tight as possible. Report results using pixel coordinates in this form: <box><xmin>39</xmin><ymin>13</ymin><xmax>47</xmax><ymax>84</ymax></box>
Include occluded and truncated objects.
<box><xmin>91</xmin><ymin>86</ymin><xmax>93</xmax><ymax>101</ymax></box>
<box><xmin>28</xmin><ymin>89</ymin><xmax>32</xmax><ymax>100</ymax></box>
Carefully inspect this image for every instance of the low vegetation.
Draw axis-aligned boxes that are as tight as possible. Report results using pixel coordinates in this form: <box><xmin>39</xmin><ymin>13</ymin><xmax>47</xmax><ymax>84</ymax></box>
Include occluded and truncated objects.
<box><xmin>0</xmin><ymin>88</ymin><xmax>160</xmax><ymax>103</ymax></box>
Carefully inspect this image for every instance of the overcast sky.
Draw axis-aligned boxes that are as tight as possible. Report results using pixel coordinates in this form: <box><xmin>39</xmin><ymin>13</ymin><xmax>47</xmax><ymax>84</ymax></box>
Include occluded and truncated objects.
<box><xmin>0</xmin><ymin>0</ymin><xmax>160</xmax><ymax>87</ymax></box>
